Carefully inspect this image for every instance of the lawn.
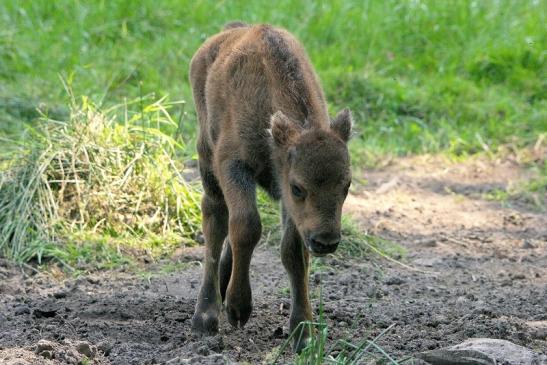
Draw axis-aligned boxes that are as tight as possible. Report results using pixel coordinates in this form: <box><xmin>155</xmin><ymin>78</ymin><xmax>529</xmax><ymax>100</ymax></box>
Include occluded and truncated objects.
<box><xmin>1</xmin><ymin>0</ymin><xmax>545</xmax><ymax>154</ymax></box>
<box><xmin>0</xmin><ymin>0</ymin><xmax>545</xmax><ymax>263</ymax></box>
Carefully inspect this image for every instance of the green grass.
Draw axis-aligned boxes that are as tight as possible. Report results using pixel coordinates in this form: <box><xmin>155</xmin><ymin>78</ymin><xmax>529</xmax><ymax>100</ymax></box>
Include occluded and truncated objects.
<box><xmin>0</xmin><ymin>90</ymin><xmax>201</xmax><ymax>263</ymax></box>
<box><xmin>272</xmin><ymin>288</ymin><xmax>405</xmax><ymax>364</ymax></box>
<box><xmin>1</xmin><ymin>0</ymin><xmax>545</xmax><ymax>162</ymax></box>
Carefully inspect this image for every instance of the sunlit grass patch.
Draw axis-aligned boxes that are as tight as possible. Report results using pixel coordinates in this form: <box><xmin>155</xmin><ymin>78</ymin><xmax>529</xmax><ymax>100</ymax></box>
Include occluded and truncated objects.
<box><xmin>0</xmin><ymin>91</ymin><xmax>201</xmax><ymax>265</ymax></box>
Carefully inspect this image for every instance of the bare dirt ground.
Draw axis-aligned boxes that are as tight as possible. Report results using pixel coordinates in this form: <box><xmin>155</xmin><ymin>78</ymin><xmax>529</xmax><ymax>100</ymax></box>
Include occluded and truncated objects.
<box><xmin>1</xmin><ymin>153</ymin><xmax>546</xmax><ymax>364</ymax></box>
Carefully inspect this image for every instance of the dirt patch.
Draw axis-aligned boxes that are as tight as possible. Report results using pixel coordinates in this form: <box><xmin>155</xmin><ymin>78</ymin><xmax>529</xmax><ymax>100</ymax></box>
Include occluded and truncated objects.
<box><xmin>1</xmin><ymin>154</ymin><xmax>546</xmax><ymax>364</ymax></box>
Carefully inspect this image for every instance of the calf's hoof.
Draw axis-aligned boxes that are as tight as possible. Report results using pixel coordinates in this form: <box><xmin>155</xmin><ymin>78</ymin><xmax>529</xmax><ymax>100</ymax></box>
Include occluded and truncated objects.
<box><xmin>191</xmin><ymin>308</ymin><xmax>220</xmax><ymax>335</ymax></box>
<box><xmin>225</xmin><ymin>282</ymin><xmax>253</xmax><ymax>328</ymax></box>
<box><xmin>225</xmin><ymin>292</ymin><xmax>253</xmax><ymax>328</ymax></box>
<box><xmin>225</xmin><ymin>301</ymin><xmax>253</xmax><ymax>328</ymax></box>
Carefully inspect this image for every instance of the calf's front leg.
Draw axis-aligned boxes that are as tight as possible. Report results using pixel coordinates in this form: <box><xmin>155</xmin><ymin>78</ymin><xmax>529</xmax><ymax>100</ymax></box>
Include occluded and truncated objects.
<box><xmin>220</xmin><ymin>160</ymin><xmax>262</xmax><ymax>328</ymax></box>
<box><xmin>281</xmin><ymin>217</ymin><xmax>312</xmax><ymax>353</ymax></box>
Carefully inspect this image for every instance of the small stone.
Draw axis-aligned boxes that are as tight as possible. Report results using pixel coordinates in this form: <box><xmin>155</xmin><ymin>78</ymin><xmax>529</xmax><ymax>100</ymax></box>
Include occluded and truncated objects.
<box><xmin>53</xmin><ymin>291</ymin><xmax>68</xmax><ymax>299</ymax></box>
<box><xmin>521</xmin><ymin>240</ymin><xmax>536</xmax><ymax>249</ymax></box>
<box><xmin>385</xmin><ymin>276</ymin><xmax>405</xmax><ymax>285</ymax></box>
<box><xmin>14</xmin><ymin>305</ymin><xmax>30</xmax><ymax>315</ymax></box>
<box><xmin>76</xmin><ymin>341</ymin><xmax>95</xmax><ymax>358</ymax></box>
<box><xmin>40</xmin><ymin>350</ymin><xmax>54</xmax><ymax>359</ymax></box>
<box><xmin>97</xmin><ymin>340</ymin><xmax>113</xmax><ymax>356</ymax></box>
<box><xmin>526</xmin><ymin>321</ymin><xmax>547</xmax><ymax>340</ymax></box>
<box><xmin>417</xmin><ymin>338</ymin><xmax>541</xmax><ymax>365</ymax></box>
<box><xmin>36</xmin><ymin>339</ymin><xmax>55</xmax><ymax>354</ymax></box>
<box><xmin>35</xmin><ymin>340</ymin><xmax>57</xmax><ymax>360</ymax></box>
<box><xmin>413</xmin><ymin>257</ymin><xmax>441</xmax><ymax>267</ymax></box>
<box><xmin>196</xmin><ymin>345</ymin><xmax>209</xmax><ymax>356</ymax></box>
<box><xmin>417</xmin><ymin>238</ymin><xmax>437</xmax><ymax>247</ymax></box>
<box><xmin>510</xmin><ymin>273</ymin><xmax>526</xmax><ymax>280</ymax></box>
<box><xmin>87</xmin><ymin>277</ymin><xmax>100</xmax><ymax>285</ymax></box>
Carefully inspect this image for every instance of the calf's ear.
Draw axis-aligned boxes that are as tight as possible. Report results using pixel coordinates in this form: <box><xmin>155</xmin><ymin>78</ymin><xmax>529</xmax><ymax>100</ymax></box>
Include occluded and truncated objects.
<box><xmin>331</xmin><ymin>108</ymin><xmax>353</xmax><ymax>142</ymax></box>
<box><xmin>270</xmin><ymin>111</ymin><xmax>301</xmax><ymax>148</ymax></box>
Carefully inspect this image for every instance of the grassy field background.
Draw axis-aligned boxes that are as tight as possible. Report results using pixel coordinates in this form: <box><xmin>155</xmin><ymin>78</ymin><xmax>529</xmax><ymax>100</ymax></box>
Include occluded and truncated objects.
<box><xmin>0</xmin><ymin>0</ymin><xmax>545</xmax><ymax>264</ymax></box>
<box><xmin>1</xmin><ymin>0</ymin><xmax>545</xmax><ymax>155</ymax></box>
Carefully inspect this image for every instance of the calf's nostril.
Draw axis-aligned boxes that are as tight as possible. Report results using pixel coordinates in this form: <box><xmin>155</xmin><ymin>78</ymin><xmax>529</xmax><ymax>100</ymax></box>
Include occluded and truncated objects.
<box><xmin>309</xmin><ymin>232</ymin><xmax>341</xmax><ymax>254</ymax></box>
<box><xmin>310</xmin><ymin>238</ymin><xmax>323</xmax><ymax>248</ymax></box>
<box><xmin>312</xmin><ymin>232</ymin><xmax>341</xmax><ymax>246</ymax></box>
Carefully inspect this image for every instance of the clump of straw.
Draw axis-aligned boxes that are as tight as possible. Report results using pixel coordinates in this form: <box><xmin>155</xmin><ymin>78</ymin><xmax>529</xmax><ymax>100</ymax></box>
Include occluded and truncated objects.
<box><xmin>0</xmin><ymin>94</ymin><xmax>201</xmax><ymax>263</ymax></box>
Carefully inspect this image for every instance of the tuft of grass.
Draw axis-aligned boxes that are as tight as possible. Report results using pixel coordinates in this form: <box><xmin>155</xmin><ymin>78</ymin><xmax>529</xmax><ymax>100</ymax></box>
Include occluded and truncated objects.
<box><xmin>0</xmin><ymin>90</ymin><xmax>201</xmax><ymax>264</ymax></box>
<box><xmin>273</xmin><ymin>288</ymin><xmax>402</xmax><ymax>364</ymax></box>
<box><xmin>30</xmin><ymin>239</ymin><xmax>133</xmax><ymax>273</ymax></box>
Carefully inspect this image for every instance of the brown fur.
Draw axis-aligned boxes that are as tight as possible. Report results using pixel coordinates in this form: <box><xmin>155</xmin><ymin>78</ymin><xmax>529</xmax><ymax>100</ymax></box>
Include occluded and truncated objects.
<box><xmin>189</xmin><ymin>23</ymin><xmax>352</xmax><ymax>352</ymax></box>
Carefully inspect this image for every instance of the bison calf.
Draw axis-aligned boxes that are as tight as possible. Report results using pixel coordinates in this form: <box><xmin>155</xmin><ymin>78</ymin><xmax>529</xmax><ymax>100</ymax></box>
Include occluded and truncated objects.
<box><xmin>189</xmin><ymin>22</ymin><xmax>352</xmax><ymax>352</ymax></box>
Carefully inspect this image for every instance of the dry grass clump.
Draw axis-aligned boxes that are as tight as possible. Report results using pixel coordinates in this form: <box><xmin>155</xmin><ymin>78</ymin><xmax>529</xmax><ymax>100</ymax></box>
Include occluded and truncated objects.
<box><xmin>0</xmin><ymin>94</ymin><xmax>201</xmax><ymax>263</ymax></box>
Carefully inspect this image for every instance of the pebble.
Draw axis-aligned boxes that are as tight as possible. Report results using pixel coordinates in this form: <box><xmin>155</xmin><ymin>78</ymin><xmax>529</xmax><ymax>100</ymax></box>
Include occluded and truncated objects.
<box><xmin>526</xmin><ymin>321</ymin><xmax>547</xmax><ymax>340</ymax></box>
<box><xmin>36</xmin><ymin>339</ymin><xmax>55</xmax><ymax>353</ymax></box>
<box><xmin>385</xmin><ymin>276</ymin><xmax>405</xmax><ymax>285</ymax></box>
<box><xmin>510</xmin><ymin>273</ymin><xmax>526</xmax><ymax>280</ymax></box>
<box><xmin>53</xmin><ymin>291</ymin><xmax>68</xmax><ymax>299</ymax></box>
<box><xmin>14</xmin><ymin>305</ymin><xmax>30</xmax><ymax>315</ymax></box>
<box><xmin>196</xmin><ymin>345</ymin><xmax>209</xmax><ymax>356</ymax></box>
<box><xmin>76</xmin><ymin>341</ymin><xmax>95</xmax><ymax>358</ymax></box>
<box><xmin>417</xmin><ymin>238</ymin><xmax>437</xmax><ymax>247</ymax></box>
<box><xmin>521</xmin><ymin>240</ymin><xmax>536</xmax><ymax>249</ymax></box>
<box><xmin>417</xmin><ymin>338</ymin><xmax>542</xmax><ymax>365</ymax></box>
<box><xmin>97</xmin><ymin>340</ymin><xmax>113</xmax><ymax>356</ymax></box>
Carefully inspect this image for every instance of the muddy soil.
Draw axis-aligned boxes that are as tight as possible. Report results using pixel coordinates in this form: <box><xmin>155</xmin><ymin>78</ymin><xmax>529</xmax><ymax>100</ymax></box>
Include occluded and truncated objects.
<box><xmin>1</xmin><ymin>154</ymin><xmax>546</xmax><ymax>364</ymax></box>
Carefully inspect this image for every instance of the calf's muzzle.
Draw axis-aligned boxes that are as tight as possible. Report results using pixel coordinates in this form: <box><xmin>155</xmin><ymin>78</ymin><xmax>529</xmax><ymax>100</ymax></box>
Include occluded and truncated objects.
<box><xmin>307</xmin><ymin>231</ymin><xmax>341</xmax><ymax>255</ymax></box>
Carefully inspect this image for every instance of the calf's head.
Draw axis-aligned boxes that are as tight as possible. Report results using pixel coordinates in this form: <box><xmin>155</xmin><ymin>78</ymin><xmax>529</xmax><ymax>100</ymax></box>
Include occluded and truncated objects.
<box><xmin>271</xmin><ymin>109</ymin><xmax>352</xmax><ymax>256</ymax></box>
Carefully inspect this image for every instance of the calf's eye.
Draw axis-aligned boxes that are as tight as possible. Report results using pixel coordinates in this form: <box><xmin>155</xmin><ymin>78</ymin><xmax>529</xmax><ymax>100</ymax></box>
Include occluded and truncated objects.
<box><xmin>291</xmin><ymin>184</ymin><xmax>306</xmax><ymax>199</ymax></box>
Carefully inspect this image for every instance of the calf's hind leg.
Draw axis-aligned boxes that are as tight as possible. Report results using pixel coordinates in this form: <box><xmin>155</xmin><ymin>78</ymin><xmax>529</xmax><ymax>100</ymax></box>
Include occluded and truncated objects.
<box><xmin>219</xmin><ymin>238</ymin><xmax>232</xmax><ymax>302</ymax></box>
<box><xmin>220</xmin><ymin>159</ymin><xmax>262</xmax><ymax>328</ymax></box>
<box><xmin>191</xmin><ymin>166</ymin><xmax>228</xmax><ymax>335</ymax></box>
